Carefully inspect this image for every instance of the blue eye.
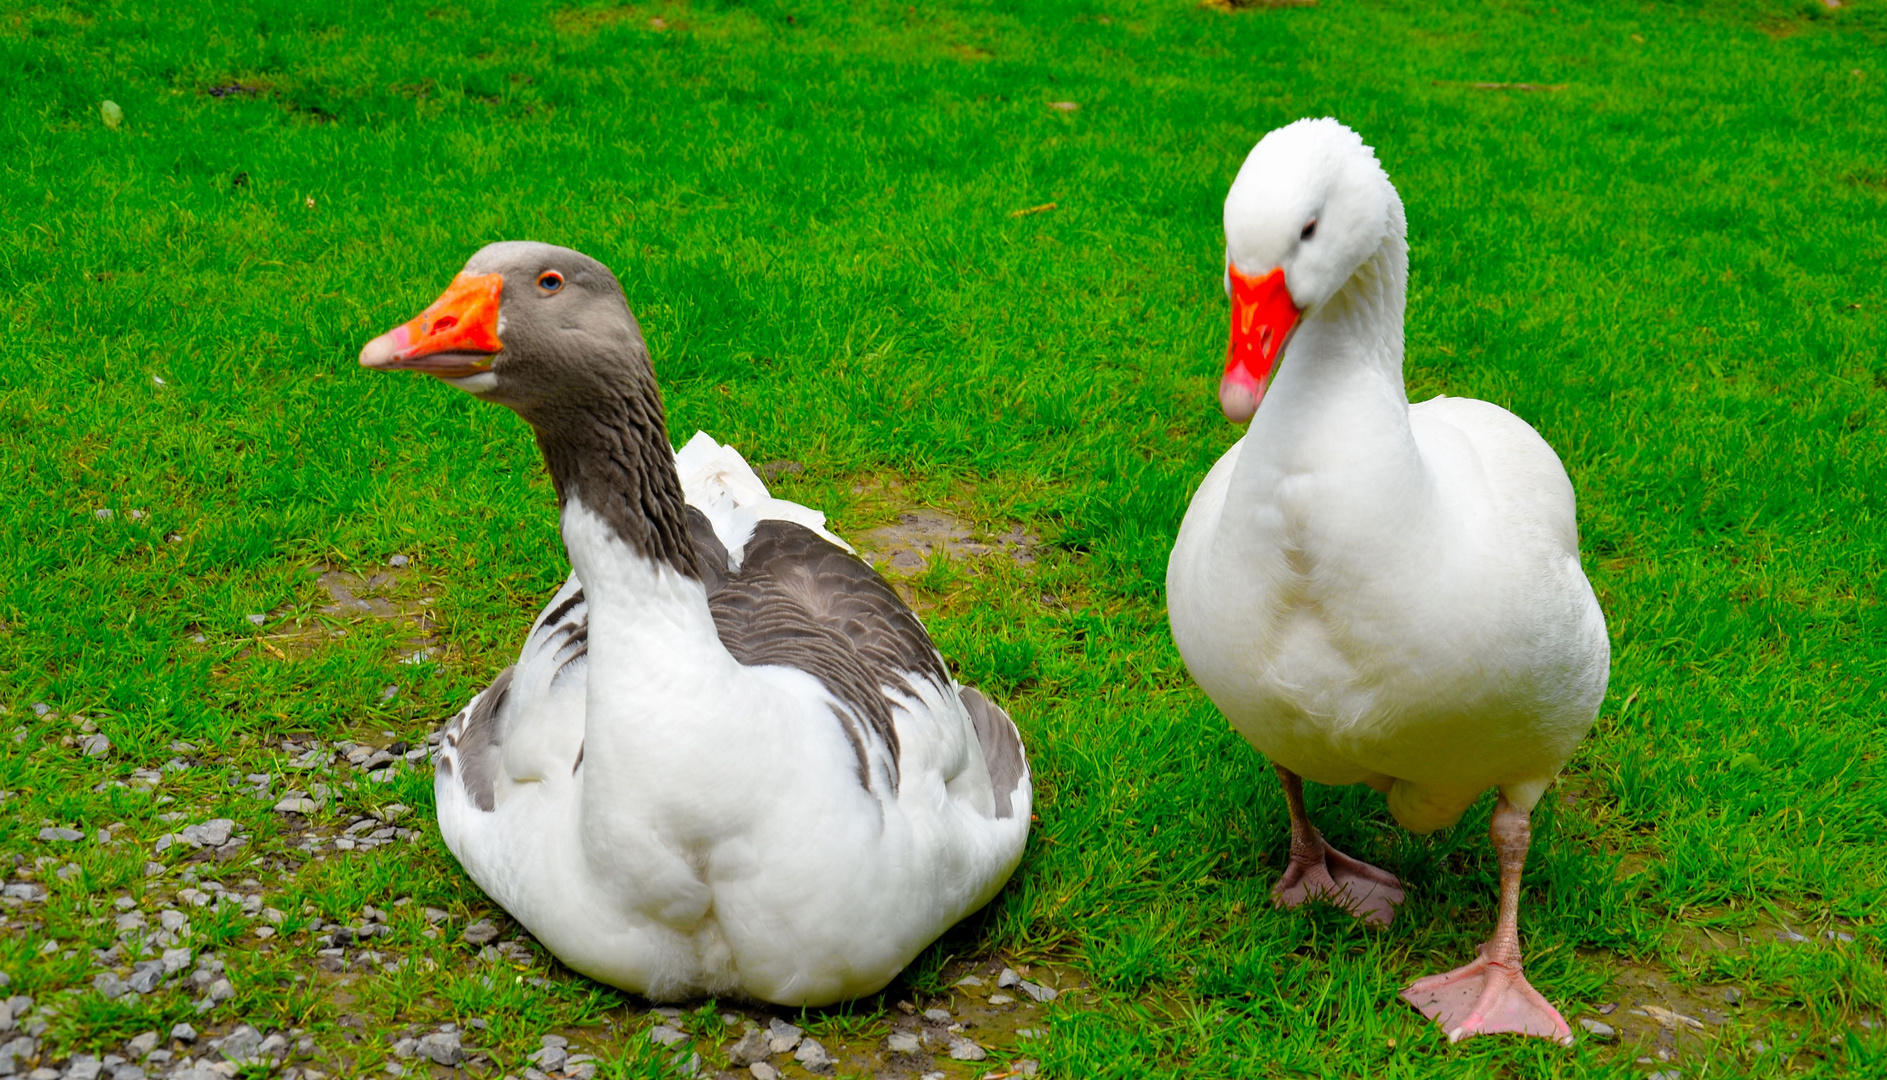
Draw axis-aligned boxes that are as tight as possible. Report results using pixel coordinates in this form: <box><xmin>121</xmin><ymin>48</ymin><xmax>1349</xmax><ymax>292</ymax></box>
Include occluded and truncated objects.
<box><xmin>538</xmin><ymin>271</ymin><xmax>564</xmax><ymax>293</ymax></box>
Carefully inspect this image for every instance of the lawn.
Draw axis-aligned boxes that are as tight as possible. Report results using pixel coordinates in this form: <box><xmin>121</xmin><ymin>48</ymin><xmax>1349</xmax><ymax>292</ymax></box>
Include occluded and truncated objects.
<box><xmin>2</xmin><ymin>0</ymin><xmax>1883</xmax><ymax>1077</ymax></box>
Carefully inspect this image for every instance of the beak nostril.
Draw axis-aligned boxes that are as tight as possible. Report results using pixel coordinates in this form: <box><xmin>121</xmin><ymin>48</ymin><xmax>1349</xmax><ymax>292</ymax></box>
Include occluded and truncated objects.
<box><xmin>431</xmin><ymin>315</ymin><xmax>460</xmax><ymax>333</ymax></box>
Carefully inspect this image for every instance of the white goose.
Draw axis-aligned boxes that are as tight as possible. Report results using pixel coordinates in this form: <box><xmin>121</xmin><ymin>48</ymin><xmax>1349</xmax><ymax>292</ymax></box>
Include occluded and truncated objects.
<box><xmin>1166</xmin><ymin>119</ymin><xmax>1609</xmax><ymax>1044</ymax></box>
<box><xmin>359</xmin><ymin>242</ymin><xmax>1031</xmax><ymax>1006</ymax></box>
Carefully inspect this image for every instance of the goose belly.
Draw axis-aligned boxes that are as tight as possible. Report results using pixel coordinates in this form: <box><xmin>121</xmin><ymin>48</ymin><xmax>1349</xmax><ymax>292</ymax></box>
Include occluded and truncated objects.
<box><xmin>1172</xmin><ymin>541</ymin><xmax>1603</xmax><ymax>810</ymax></box>
<box><xmin>435</xmin><ymin>681</ymin><xmax>1028</xmax><ymax>1006</ymax></box>
<box><xmin>437</xmin><ymin>762</ymin><xmax>742</xmax><ymax>1001</ymax></box>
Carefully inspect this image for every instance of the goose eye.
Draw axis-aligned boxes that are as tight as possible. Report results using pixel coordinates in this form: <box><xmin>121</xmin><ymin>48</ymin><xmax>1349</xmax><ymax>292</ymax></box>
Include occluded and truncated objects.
<box><xmin>1300</xmin><ymin>220</ymin><xmax>1317</xmax><ymax>241</ymax></box>
<box><xmin>537</xmin><ymin>271</ymin><xmax>564</xmax><ymax>293</ymax></box>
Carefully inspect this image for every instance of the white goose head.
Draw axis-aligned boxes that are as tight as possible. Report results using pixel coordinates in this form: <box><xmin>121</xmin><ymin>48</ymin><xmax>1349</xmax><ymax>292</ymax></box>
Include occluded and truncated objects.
<box><xmin>1218</xmin><ymin>118</ymin><xmax>1401</xmax><ymax>422</ymax></box>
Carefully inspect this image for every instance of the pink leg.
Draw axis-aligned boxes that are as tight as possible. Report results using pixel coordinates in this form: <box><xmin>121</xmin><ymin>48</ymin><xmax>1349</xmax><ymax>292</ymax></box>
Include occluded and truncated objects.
<box><xmin>1400</xmin><ymin>796</ymin><xmax>1572</xmax><ymax>1045</ymax></box>
<box><xmin>1271</xmin><ymin>765</ymin><xmax>1404</xmax><ymax>926</ymax></box>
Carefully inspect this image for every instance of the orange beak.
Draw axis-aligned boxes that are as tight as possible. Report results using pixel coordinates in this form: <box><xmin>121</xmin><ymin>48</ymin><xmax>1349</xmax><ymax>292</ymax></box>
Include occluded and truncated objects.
<box><xmin>359</xmin><ymin>272</ymin><xmax>505</xmax><ymax>379</ymax></box>
<box><xmin>1221</xmin><ymin>265</ymin><xmax>1302</xmax><ymax>423</ymax></box>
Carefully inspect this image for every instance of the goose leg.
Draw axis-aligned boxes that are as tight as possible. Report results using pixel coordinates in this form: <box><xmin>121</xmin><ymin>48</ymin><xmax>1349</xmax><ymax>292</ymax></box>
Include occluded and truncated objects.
<box><xmin>1271</xmin><ymin>765</ymin><xmax>1404</xmax><ymax>926</ymax></box>
<box><xmin>1400</xmin><ymin>795</ymin><xmax>1572</xmax><ymax>1044</ymax></box>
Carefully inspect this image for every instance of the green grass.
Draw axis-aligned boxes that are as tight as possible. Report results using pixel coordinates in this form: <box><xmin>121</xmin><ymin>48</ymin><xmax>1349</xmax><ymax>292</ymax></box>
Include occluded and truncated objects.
<box><xmin>3</xmin><ymin>0</ymin><xmax>1884</xmax><ymax>1076</ymax></box>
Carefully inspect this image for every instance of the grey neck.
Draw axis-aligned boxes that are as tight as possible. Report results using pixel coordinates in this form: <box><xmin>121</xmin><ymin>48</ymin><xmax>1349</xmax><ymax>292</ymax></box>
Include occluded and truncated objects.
<box><xmin>529</xmin><ymin>382</ymin><xmax>700</xmax><ymax>582</ymax></box>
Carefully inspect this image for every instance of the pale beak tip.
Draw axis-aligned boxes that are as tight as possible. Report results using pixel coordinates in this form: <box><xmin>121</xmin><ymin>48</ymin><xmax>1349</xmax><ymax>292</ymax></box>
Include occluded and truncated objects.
<box><xmin>1219</xmin><ymin>376</ymin><xmax>1261</xmax><ymax>424</ymax></box>
<box><xmin>359</xmin><ymin>328</ymin><xmax>407</xmax><ymax>370</ymax></box>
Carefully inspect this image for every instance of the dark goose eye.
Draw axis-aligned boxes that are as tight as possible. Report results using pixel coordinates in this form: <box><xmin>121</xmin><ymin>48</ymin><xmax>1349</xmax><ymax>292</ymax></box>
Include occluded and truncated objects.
<box><xmin>1301</xmin><ymin>220</ymin><xmax>1317</xmax><ymax>241</ymax></box>
<box><xmin>537</xmin><ymin>271</ymin><xmax>564</xmax><ymax>293</ymax></box>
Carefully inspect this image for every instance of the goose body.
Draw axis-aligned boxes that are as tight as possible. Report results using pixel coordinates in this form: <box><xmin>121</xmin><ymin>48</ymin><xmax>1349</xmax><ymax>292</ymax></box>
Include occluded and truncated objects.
<box><xmin>362</xmin><ymin>244</ymin><xmax>1029</xmax><ymax>1005</ymax></box>
<box><xmin>1170</xmin><ymin>395</ymin><xmax>1607</xmax><ymax>828</ymax></box>
<box><xmin>1166</xmin><ymin>119</ymin><xmax>1608</xmax><ymax>1043</ymax></box>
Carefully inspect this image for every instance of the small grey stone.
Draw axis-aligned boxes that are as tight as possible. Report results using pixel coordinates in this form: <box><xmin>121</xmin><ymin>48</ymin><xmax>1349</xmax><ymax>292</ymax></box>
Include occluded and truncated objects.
<box><xmin>648</xmin><ymin>1025</ymin><xmax>688</xmax><ymax>1048</ymax></box>
<box><xmin>945</xmin><ymin>1035</ymin><xmax>987</xmax><ymax>1062</ymax></box>
<box><xmin>391</xmin><ymin>1038</ymin><xmax>417</xmax><ymax>1059</ymax></box>
<box><xmin>416</xmin><ymin>1032</ymin><xmax>463</xmax><ymax>1066</ymax></box>
<box><xmin>526</xmin><ymin>1046</ymin><xmax>565</xmax><ymax>1072</ymax></box>
<box><xmin>987</xmin><ymin>993</ymin><xmax>1015</xmax><ymax>1005</ymax></box>
<box><xmin>127</xmin><ymin>962</ymin><xmax>164</xmax><ymax>994</ymax></box>
<box><xmin>955</xmin><ymin>975</ymin><xmax>984</xmax><ymax>987</ymax></box>
<box><xmin>1722</xmin><ymin>987</ymin><xmax>1744</xmax><ymax>1004</ymax></box>
<box><xmin>793</xmin><ymin>1037</ymin><xmax>835</xmax><ymax>1073</ymax></box>
<box><xmin>205</xmin><ymin>977</ymin><xmax>234</xmax><ymax>1003</ymax></box>
<box><xmin>997</xmin><ymin>967</ymin><xmax>1021</xmax><ymax>988</ymax></box>
<box><xmin>257</xmin><ymin>1034</ymin><xmax>287</xmax><ymax>1061</ymax></box>
<box><xmin>389</xmin><ymin>555</ymin><xmax>410</xmax><ymax>568</ymax></box>
<box><xmin>159</xmin><ymin>910</ymin><xmax>188</xmax><ymax>933</ymax></box>
<box><xmin>37</xmin><ymin>827</ymin><xmax>83</xmax><ymax>842</ymax></box>
<box><xmin>109</xmin><ymin>1065</ymin><xmax>144</xmax><ymax>1080</ymax></box>
<box><xmin>749</xmin><ymin>1064</ymin><xmax>780</xmax><ymax>1080</ymax></box>
<box><xmin>82</xmin><ymin>734</ymin><xmax>112</xmax><ymax>758</ymax></box>
<box><xmin>672</xmin><ymin>1052</ymin><xmax>700</xmax><ymax>1078</ymax></box>
<box><xmin>162</xmin><ymin>948</ymin><xmax>193</xmax><ymax>975</ymax></box>
<box><xmin>273</xmin><ymin>797</ymin><xmax>319</xmax><ymax>815</ymax></box>
<box><xmin>461</xmin><ymin>920</ymin><xmax>499</xmax><ymax>946</ymax></box>
<box><xmin>537</xmin><ymin>1035</ymin><xmax>567</xmax><ymax>1050</ymax></box>
<box><xmin>885</xmin><ymin>1031</ymin><xmax>921</xmax><ymax>1054</ymax></box>
<box><xmin>1776</xmin><ymin>927</ymin><xmax>1810</xmax><ymax>943</ymax></box>
<box><xmin>245</xmin><ymin>614</ymin><xmax>266</xmax><ymax>626</ymax></box>
<box><xmin>93</xmin><ymin>973</ymin><xmax>128</xmax><ymax>999</ymax></box>
<box><xmin>179</xmin><ymin>819</ymin><xmax>234</xmax><ymax>848</ymax></box>
<box><xmin>1</xmin><ymin>885</ymin><xmax>42</xmax><ymax>902</ymax></box>
<box><xmin>1018</xmin><ymin>979</ymin><xmax>1057</xmax><ymax>1002</ymax></box>
<box><xmin>170</xmin><ymin>1023</ymin><xmax>197</xmax><ymax>1043</ymax></box>
<box><xmin>96</xmin><ymin>509</ymin><xmax>115</xmax><ymax>521</ymax></box>
<box><xmin>921</xmin><ymin>1009</ymin><xmax>950</xmax><ymax>1023</ymax></box>
<box><xmin>219</xmin><ymin>1025</ymin><xmax>263</xmax><ymax>1063</ymax></box>
<box><xmin>127</xmin><ymin>1033</ymin><xmax>159</xmax><ymax>1059</ymax></box>
<box><xmin>25</xmin><ymin>1071</ymin><xmax>58</xmax><ymax>1080</ymax></box>
<box><xmin>1578</xmin><ymin>1018</ymin><xmax>1615</xmax><ymax>1038</ymax></box>
<box><xmin>66</xmin><ymin>1055</ymin><xmax>103</xmax><ymax>1080</ymax></box>
<box><xmin>32</xmin><ymin>703</ymin><xmax>51</xmax><ymax>717</ymax></box>
<box><xmin>727</xmin><ymin>1028</ymin><xmax>770</xmax><ymax>1065</ymax></box>
<box><xmin>115</xmin><ymin>912</ymin><xmax>147</xmax><ymax>932</ymax></box>
<box><xmin>765</xmin><ymin>1018</ymin><xmax>801</xmax><ymax>1053</ymax></box>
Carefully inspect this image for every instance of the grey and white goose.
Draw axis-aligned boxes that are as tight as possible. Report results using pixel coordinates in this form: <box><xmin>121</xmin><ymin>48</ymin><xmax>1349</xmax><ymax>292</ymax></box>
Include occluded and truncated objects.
<box><xmin>360</xmin><ymin>241</ymin><xmax>1031</xmax><ymax>1006</ymax></box>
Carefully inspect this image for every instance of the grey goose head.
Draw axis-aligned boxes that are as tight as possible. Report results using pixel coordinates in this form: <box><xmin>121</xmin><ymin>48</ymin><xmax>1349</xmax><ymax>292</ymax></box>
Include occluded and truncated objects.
<box><xmin>358</xmin><ymin>241</ymin><xmax>656</xmax><ymax>425</ymax></box>
<box><xmin>359</xmin><ymin>241</ymin><xmax>697</xmax><ymax>577</ymax></box>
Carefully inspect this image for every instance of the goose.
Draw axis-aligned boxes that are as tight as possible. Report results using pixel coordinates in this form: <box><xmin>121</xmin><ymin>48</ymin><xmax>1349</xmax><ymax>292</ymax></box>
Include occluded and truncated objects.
<box><xmin>1165</xmin><ymin>119</ymin><xmax>1609</xmax><ymax>1044</ymax></box>
<box><xmin>358</xmin><ymin>241</ymin><xmax>1031</xmax><ymax>1006</ymax></box>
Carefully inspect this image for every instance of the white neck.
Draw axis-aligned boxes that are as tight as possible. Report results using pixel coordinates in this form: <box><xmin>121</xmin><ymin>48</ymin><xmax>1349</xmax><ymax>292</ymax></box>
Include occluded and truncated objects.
<box><xmin>559</xmin><ymin>493</ymin><xmax>762</xmax><ymax>836</ymax></box>
<box><xmin>1221</xmin><ymin>208</ymin><xmax>1436</xmax><ymax>551</ymax></box>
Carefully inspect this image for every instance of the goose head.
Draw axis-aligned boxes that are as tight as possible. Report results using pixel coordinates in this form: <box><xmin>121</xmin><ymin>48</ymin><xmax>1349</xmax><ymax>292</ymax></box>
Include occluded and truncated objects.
<box><xmin>359</xmin><ymin>241</ymin><xmax>652</xmax><ymax>427</ymax></box>
<box><xmin>1218</xmin><ymin>117</ymin><xmax>1399</xmax><ymax>422</ymax></box>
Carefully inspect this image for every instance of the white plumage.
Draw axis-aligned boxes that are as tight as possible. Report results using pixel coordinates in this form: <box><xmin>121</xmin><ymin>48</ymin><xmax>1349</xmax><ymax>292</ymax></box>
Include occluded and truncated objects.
<box><xmin>434</xmin><ymin>434</ymin><xmax>1030</xmax><ymax>1005</ymax></box>
<box><xmin>1167</xmin><ymin>118</ymin><xmax>1608</xmax><ymax>1043</ymax></box>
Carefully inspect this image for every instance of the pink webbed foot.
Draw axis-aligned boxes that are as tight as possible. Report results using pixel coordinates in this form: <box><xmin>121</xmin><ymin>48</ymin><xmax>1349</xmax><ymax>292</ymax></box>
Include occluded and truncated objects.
<box><xmin>1272</xmin><ymin>837</ymin><xmax>1405</xmax><ymax>927</ymax></box>
<box><xmin>1401</xmin><ymin>947</ymin><xmax>1572</xmax><ymax>1045</ymax></box>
